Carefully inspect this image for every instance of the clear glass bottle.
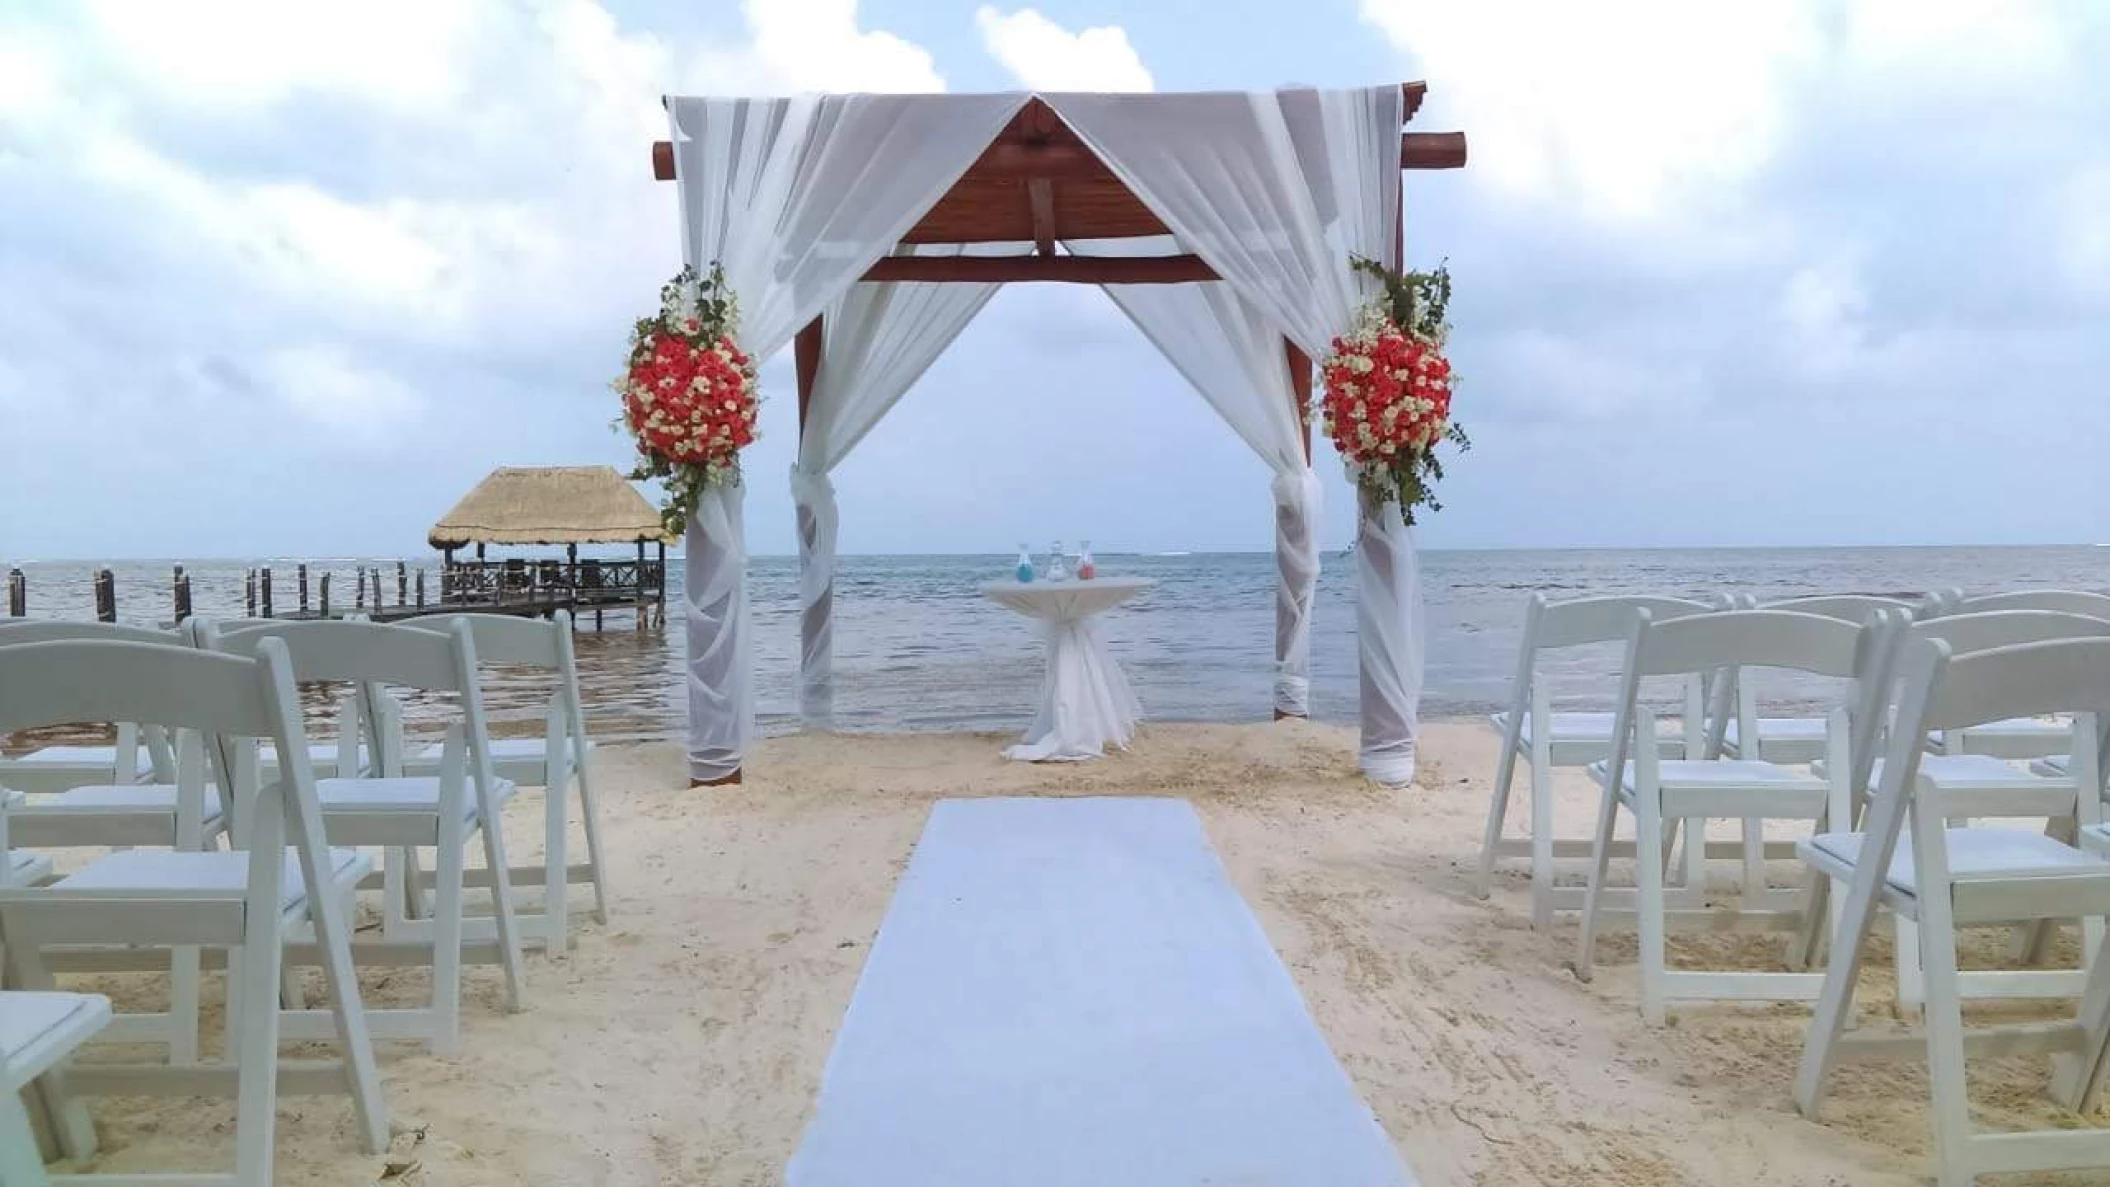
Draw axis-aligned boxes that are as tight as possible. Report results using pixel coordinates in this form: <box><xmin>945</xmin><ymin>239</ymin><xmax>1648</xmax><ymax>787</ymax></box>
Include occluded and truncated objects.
<box><xmin>1046</xmin><ymin>540</ymin><xmax>1070</xmax><ymax>582</ymax></box>
<box><xmin>1077</xmin><ymin>540</ymin><xmax>1096</xmax><ymax>580</ymax></box>
<box><xmin>1015</xmin><ymin>544</ymin><xmax>1035</xmax><ymax>583</ymax></box>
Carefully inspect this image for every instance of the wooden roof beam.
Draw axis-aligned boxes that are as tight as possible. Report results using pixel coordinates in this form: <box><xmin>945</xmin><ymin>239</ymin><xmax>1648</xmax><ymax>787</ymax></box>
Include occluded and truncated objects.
<box><xmin>1027</xmin><ymin>178</ymin><xmax>1056</xmax><ymax>257</ymax></box>
<box><xmin>652</xmin><ymin>130</ymin><xmax>1464</xmax><ymax>181</ymax></box>
<box><xmin>862</xmin><ymin>254</ymin><xmax>1216</xmax><ymax>284</ymax></box>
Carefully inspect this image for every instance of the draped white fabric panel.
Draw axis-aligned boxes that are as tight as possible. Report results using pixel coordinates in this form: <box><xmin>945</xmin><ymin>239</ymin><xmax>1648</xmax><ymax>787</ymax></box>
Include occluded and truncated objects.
<box><xmin>1356</xmin><ymin>501</ymin><xmax>1423</xmax><ymax>786</ymax></box>
<box><xmin>1074</xmin><ymin>236</ymin><xmax>1321</xmax><ymax>716</ymax></box>
<box><xmin>666</xmin><ymin>93</ymin><xmax>1026</xmax><ymax>779</ymax></box>
<box><xmin>1049</xmin><ymin>89</ymin><xmax>1417</xmax><ymax>769</ymax></box>
<box><xmin>794</xmin><ymin>247</ymin><xmax>1005</xmax><ymax>725</ymax></box>
<box><xmin>1043</xmin><ymin>88</ymin><xmax>1403</xmax><ymax>358</ymax></box>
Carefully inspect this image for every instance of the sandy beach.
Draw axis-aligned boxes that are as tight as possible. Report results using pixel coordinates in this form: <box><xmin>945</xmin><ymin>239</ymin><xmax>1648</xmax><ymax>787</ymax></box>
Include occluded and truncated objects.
<box><xmin>51</xmin><ymin>719</ymin><xmax>2110</xmax><ymax>1185</ymax></box>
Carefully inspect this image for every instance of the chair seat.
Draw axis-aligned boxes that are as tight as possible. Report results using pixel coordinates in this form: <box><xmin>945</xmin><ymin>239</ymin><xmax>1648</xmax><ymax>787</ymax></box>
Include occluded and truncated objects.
<box><xmin>2032</xmin><ymin>754</ymin><xmax>2071</xmax><ymax>777</ymax></box>
<box><xmin>315</xmin><ymin>776</ymin><xmax>517</xmax><ymax>820</ymax></box>
<box><xmin>3</xmin><ymin>745</ymin><xmax>155</xmax><ymax>776</ymax></box>
<box><xmin>1932</xmin><ymin>716</ymin><xmax>2075</xmax><ymax>760</ymax></box>
<box><xmin>5</xmin><ymin>850</ymin><xmax>51</xmax><ymax>887</ymax></box>
<box><xmin>1593</xmin><ymin>758</ymin><xmax>1827</xmax><ymax>794</ymax></box>
<box><xmin>0</xmin><ymin>991</ymin><xmax>112</xmax><ymax>1089</ymax></box>
<box><xmin>1724</xmin><ymin>717</ymin><xmax>1829</xmax><ymax>744</ymax></box>
<box><xmin>1807</xmin><ymin>829</ymin><xmax>2101</xmax><ymax>896</ymax></box>
<box><xmin>258</xmin><ymin>742</ymin><xmax>369</xmax><ymax>774</ymax></box>
<box><xmin>50</xmin><ymin>783</ymin><xmax>226</xmax><ymax>820</ymax></box>
<box><xmin>411</xmin><ymin>736</ymin><xmax>590</xmax><ymax>766</ymax></box>
<box><xmin>1491</xmin><ymin>712</ymin><xmax>1688</xmax><ymax>764</ymax></box>
<box><xmin>50</xmin><ymin>848</ymin><xmax>369</xmax><ymax>909</ymax></box>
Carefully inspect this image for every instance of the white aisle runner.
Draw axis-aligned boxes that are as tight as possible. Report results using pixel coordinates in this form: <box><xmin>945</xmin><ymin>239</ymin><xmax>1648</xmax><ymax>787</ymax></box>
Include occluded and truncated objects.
<box><xmin>788</xmin><ymin>797</ymin><xmax>1416</xmax><ymax>1186</ymax></box>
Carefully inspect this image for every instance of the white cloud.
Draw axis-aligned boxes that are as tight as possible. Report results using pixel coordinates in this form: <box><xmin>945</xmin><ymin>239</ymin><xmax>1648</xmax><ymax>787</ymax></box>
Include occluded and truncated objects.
<box><xmin>265</xmin><ymin>345</ymin><xmax>424</xmax><ymax>439</ymax></box>
<box><xmin>975</xmin><ymin>7</ymin><xmax>1154</xmax><ymax>92</ymax></box>
<box><xmin>78</xmin><ymin>0</ymin><xmax>481</xmax><ymax>111</ymax></box>
<box><xmin>1360</xmin><ymin>0</ymin><xmax>1819</xmax><ymax>218</ymax></box>
<box><xmin>697</xmin><ymin>0</ymin><xmax>944</xmax><ymax>93</ymax></box>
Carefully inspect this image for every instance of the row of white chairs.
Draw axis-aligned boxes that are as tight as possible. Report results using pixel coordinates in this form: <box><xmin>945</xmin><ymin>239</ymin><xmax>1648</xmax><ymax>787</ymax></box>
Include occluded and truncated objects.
<box><xmin>1475</xmin><ymin>587</ymin><xmax>2110</xmax><ymax>1186</ymax></box>
<box><xmin>0</xmin><ymin>611</ymin><xmax>611</xmax><ymax>1186</ymax></box>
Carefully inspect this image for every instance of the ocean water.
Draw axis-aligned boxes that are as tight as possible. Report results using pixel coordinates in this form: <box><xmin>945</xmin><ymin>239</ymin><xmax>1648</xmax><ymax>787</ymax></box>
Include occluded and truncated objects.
<box><xmin>9</xmin><ymin>547</ymin><xmax>2110</xmax><ymax>743</ymax></box>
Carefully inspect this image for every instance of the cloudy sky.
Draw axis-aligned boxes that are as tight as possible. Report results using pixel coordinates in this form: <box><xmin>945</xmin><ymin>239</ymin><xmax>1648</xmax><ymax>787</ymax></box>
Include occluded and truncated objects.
<box><xmin>3</xmin><ymin>0</ymin><xmax>2106</xmax><ymax>560</ymax></box>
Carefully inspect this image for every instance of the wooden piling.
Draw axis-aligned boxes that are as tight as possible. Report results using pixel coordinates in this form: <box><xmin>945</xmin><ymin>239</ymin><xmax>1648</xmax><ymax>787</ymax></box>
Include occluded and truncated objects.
<box><xmin>172</xmin><ymin>565</ymin><xmax>192</xmax><ymax>622</ymax></box>
<box><xmin>94</xmin><ymin>567</ymin><xmax>116</xmax><ymax>623</ymax></box>
<box><xmin>244</xmin><ymin>569</ymin><xmax>258</xmax><ymax>618</ymax></box>
<box><xmin>7</xmin><ymin>567</ymin><xmax>24</xmax><ymax>616</ymax></box>
<box><xmin>396</xmin><ymin>560</ymin><xmax>408</xmax><ymax>607</ymax></box>
<box><xmin>371</xmin><ymin>569</ymin><xmax>384</xmax><ymax>611</ymax></box>
<box><xmin>319</xmin><ymin>573</ymin><xmax>332</xmax><ymax>618</ymax></box>
<box><xmin>260</xmin><ymin>566</ymin><xmax>274</xmax><ymax>618</ymax></box>
<box><xmin>415</xmin><ymin>569</ymin><xmax>426</xmax><ymax>609</ymax></box>
<box><xmin>634</xmin><ymin>538</ymin><xmax>647</xmax><ymax>632</ymax></box>
<box><xmin>355</xmin><ymin>567</ymin><xmax>367</xmax><ymax>610</ymax></box>
<box><xmin>298</xmin><ymin>563</ymin><xmax>310</xmax><ymax>614</ymax></box>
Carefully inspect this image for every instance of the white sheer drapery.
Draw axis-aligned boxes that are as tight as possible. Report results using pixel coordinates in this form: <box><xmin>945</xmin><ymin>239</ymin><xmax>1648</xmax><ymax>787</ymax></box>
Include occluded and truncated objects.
<box><xmin>1357</xmin><ymin>499</ymin><xmax>1423</xmax><ymax>786</ymax></box>
<box><xmin>666</xmin><ymin>93</ymin><xmax>1027</xmax><ymax>780</ymax></box>
<box><xmin>1076</xmin><ymin>236</ymin><xmax>1321</xmax><ymax>716</ymax></box>
<box><xmin>1046</xmin><ymin>88</ymin><xmax>1418</xmax><ymax>777</ymax></box>
<box><xmin>794</xmin><ymin>248</ymin><xmax>1004</xmax><ymax>726</ymax></box>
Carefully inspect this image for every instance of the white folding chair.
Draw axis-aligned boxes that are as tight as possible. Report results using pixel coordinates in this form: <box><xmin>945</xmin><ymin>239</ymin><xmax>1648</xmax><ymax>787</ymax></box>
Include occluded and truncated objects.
<box><xmin>1796</xmin><ymin>635</ymin><xmax>2110</xmax><ymax>1187</ymax></box>
<box><xmin>0</xmin><ymin>637</ymin><xmax>386</xmax><ymax>1186</ymax></box>
<box><xmin>1927</xmin><ymin>592</ymin><xmax>2110</xmax><ymax>760</ymax></box>
<box><xmin>1712</xmin><ymin>595</ymin><xmax>1919</xmax><ymax>764</ymax></box>
<box><xmin>199</xmin><ymin>618</ymin><xmax>528</xmax><ymax>1054</ymax></box>
<box><xmin>1</xmin><ymin>991</ymin><xmax>111</xmax><ymax>1187</ymax></box>
<box><xmin>0</xmin><ymin>791</ymin><xmax>54</xmax><ymax>889</ymax></box>
<box><xmin>1574</xmin><ymin>609</ymin><xmax>1888</xmax><ymax>1022</ymax></box>
<box><xmin>390</xmin><ymin>611</ymin><xmax>610</xmax><ymax>952</ymax></box>
<box><xmin>1809</xmin><ymin>610</ymin><xmax>2110</xmax><ymax>1014</ymax></box>
<box><xmin>1476</xmin><ymin>594</ymin><xmax>1721</xmax><ymax>929</ymax></box>
<box><xmin>0</xmin><ymin>622</ymin><xmax>177</xmax><ymax>794</ymax></box>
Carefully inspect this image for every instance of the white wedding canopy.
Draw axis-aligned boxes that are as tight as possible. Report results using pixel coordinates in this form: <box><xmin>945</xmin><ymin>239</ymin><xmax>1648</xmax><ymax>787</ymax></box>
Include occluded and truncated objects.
<box><xmin>659</xmin><ymin>85</ymin><xmax>1466</xmax><ymax>787</ymax></box>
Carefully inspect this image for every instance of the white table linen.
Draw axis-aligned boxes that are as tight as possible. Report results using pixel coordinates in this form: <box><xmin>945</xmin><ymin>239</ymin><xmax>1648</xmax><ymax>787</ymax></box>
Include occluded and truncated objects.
<box><xmin>984</xmin><ymin>577</ymin><xmax>1150</xmax><ymax>761</ymax></box>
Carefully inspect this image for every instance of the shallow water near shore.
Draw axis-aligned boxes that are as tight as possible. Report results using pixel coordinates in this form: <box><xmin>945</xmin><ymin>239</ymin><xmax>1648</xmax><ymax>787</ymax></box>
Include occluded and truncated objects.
<box><xmin>10</xmin><ymin>546</ymin><xmax>2109</xmax><ymax>745</ymax></box>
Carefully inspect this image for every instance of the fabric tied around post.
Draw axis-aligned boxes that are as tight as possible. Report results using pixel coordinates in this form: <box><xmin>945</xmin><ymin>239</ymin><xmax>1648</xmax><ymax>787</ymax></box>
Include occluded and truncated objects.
<box><xmin>1272</xmin><ymin>467</ymin><xmax>1321</xmax><ymax>717</ymax></box>
<box><xmin>1356</xmin><ymin>496</ymin><xmax>1422</xmax><ymax>787</ymax></box>
<box><xmin>791</xmin><ymin>465</ymin><xmax>839</xmax><ymax>727</ymax></box>
<box><xmin>685</xmin><ymin>483</ymin><xmax>753</xmax><ymax>783</ymax></box>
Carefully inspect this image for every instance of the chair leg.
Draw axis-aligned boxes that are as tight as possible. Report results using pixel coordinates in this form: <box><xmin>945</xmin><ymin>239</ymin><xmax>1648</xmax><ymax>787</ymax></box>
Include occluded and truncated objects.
<box><xmin>170</xmin><ymin>945</ymin><xmax>201</xmax><ymax>1065</ymax></box>
<box><xmin>432</xmin><ymin>838</ymin><xmax>466</xmax><ymax>1057</ymax></box>
<box><xmin>478</xmin><ymin>819</ymin><xmax>530</xmax><ymax>1013</ymax></box>
<box><xmin>1</xmin><ymin>1096</ymin><xmax>50</xmax><ymax>1186</ymax></box>
<box><xmin>1636</xmin><ymin>798</ymin><xmax>1669</xmax><ymax>1025</ymax></box>
<box><xmin>296</xmin><ymin>868</ymin><xmax>387</xmax><ymax>1156</ymax></box>
<box><xmin>1528</xmin><ymin>754</ymin><xmax>1555</xmax><ymax>930</ymax></box>
<box><xmin>1740</xmin><ymin>816</ymin><xmax>1766</xmax><ymax>910</ymax></box>
<box><xmin>2054</xmin><ymin>913</ymin><xmax>2110</xmax><ymax>1109</ymax></box>
<box><xmin>1917</xmin><ymin>907</ymin><xmax>1979</xmax><ymax>1187</ymax></box>
<box><xmin>576</xmin><ymin>759</ymin><xmax>611</xmax><ymax>926</ymax></box>
<box><xmin>1571</xmin><ymin>775</ymin><xmax>1624</xmax><ymax>982</ymax></box>
<box><xmin>1896</xmin><ymin>914</ymin><xmax>1926</xmax><ymax>1023</ymax></box>
<box><xmin>1476</xmin><ymin>741</ymin><xmax>1519</xmax><ymax>901</ymax></box>
<box><xmin>543</xmin><ymin>769</ymin><xmax>571</xmax><ymax>952</ymax></box>
<box><xmin>230</xmin><ymin>936</ymin><xmax>284</xmax><ymax>1187</ymax></box>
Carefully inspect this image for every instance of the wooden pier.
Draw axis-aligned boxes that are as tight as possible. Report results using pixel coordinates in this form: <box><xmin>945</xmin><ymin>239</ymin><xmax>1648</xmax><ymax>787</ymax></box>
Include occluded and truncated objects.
<box><xmin>5</xmin><ymin>556</ymin><xmax>667</xmax><ymax>630</ymax></box>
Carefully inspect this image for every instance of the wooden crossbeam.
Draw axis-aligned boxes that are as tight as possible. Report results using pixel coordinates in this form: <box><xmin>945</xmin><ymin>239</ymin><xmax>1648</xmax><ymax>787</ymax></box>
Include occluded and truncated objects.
<box><xmin>651</xmin><ymin>131</ymin><xmax>1466</xmax><ymax>183</ymax></box>
<box><xmin>861</xmin><ymin>254</ymin><xmax>1216</xmax><ymax>284</ymax></box>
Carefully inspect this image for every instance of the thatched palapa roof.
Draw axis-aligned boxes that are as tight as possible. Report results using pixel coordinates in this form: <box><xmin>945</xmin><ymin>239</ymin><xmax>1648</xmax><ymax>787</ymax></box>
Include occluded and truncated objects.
<box><xmin>429</xmin><ymin>466</ymin><xmax>672</xmax><ymax>548</ymax></box>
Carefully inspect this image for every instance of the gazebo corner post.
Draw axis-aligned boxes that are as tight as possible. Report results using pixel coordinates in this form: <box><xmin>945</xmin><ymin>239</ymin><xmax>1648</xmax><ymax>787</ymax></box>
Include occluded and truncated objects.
<box><xmin>792</xmin><ymin>315</ymin><xmax>834</xmax><ymax>732</ymax></box>
<box><xmin>1275</xmin><ymin>340</ymin><xmax>1318</xmax><ymax>722</ymax></box>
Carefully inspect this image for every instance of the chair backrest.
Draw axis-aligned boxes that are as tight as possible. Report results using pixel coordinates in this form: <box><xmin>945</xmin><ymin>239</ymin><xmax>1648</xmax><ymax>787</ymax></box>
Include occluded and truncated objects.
<box><xmin>1525</xmin><ymin>594</ymin><xmax>1719</xmax><ymax>651</ymax></box>
<box><xmin>1906</xmin><ymin>609</ymin><xmax>2110</xmax><ymax>655</ymax></box>
<box><xmin>0</xmin><ymin>621</ymin><xmax>184</xmax><ymax>646</ymax></box>
<box><xmin>0</xmin><ymin>640</ymin><xmax>284</xmax><ymax>741</ymax></box>
<box><xmin>394</xmin><ymin>613</ymin><xmax>562</xmax><ymax>668</ymax></box>
<box><xmin>199</xmin><ymin>618</ymin><xmax>468</xmax><ymax>693</ymax></box>
<box><xmin>1760</xmin><ymin>594</ymin><xmax>1916</xmax><ymax>625</ymax></box>
<box><xmin>196</xmin><ymin>617</ymin><xmax>494</xmax><ymax>786</ymax></box>
<box><xmin>1629</xmin><ymin>609</ymin><xmax>1879</xmax><ymax>682</ymax></box>
<box><xmin>1949</xmin><ymin>590</ymin><xmax>2110</xmax><ymax>620</ymax></box>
